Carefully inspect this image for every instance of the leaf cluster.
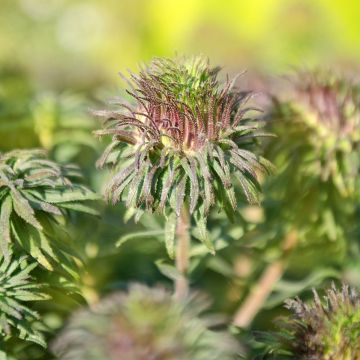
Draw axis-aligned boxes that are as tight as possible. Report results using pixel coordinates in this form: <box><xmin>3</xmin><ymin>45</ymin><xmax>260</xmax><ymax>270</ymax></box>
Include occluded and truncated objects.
<box><xmin>0</xmin><ymin>256</ymin><xmax>49</xmax><ymax>348</ymax></box>
<box><xmin>0</xmin><ymin>149</ymin><xmax>98</xmax><ymax>273</ymax></box>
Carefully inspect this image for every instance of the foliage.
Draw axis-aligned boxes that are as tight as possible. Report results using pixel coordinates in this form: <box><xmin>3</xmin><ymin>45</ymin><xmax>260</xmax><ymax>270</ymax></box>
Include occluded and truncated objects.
<box><xmin>94</xmin><ymin>56</ymin><xmax>273</xmax><ymax>256</ymax></box>
<box><xmin>32</xmin><ymin>92</ymin><xmax>99</xmax><ymax>163</ymax></box>
<box><xmin>52</xmin><ymin>284</ymin><xmax>240</xmax><ymax>360</ymax></box>
<box><xmin>0</xmin><ymin>149</ymin><xmax>98</xmax><ymax>274</ymax></box>
<box><xmin>256</xmin><ymin>284</ymin><xmax>360</xmax><ymax>359</ymax></box>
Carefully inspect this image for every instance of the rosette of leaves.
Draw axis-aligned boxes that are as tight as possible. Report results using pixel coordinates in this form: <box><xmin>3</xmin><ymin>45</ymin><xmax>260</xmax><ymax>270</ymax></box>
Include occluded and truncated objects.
<box><xmin>0</xmin><ymin>149</ymin><xmax>98</xmax><ymax>274</ymax></box>
<box><xmin>52</xmin><ymin>284</ymin><xmax>239</xmax><ymax>360</ymax></box>
<box><xmin>256</xmin><ymin>284</ymin><xmax>360</xmax><ymax>359</ymax></box>
<box><xmin>94</xmin><ymin>56</ymin><xmax>272</xmax><ymax>256</ymax></box>
<box><xmin>0</xmin><ymin>255</ymin><xmax>49</xmax><ymax>349</ymax></box>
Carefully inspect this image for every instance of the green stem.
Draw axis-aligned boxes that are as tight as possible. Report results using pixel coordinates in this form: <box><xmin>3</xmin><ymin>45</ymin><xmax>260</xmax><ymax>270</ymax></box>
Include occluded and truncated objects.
<box><xmin>174</xmin><ymin>207</ymin><xmax>190</xmax><ymax>299</ymax></box>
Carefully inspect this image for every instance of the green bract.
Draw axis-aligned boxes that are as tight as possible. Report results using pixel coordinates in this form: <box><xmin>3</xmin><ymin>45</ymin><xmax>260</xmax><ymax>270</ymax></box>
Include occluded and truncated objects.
<box><xmin>52</xmin><ymin>284</ymin><xmax>239</xmax><ymax>360</ymax></box>
<box><xmin>0</xmin><ymin>256</ymin><xmax>49</xmax><ymax>348</ymax></box>
<box><xmin>94</xmin><ymin>56</ymin><xmax>273</xmax><ymax>255</ymax></box>
<box><xmin>257</xmin><ymin>284</ymin><xmax>360</xmax><ymax>359</ymax></box>
<box><xmin>0</xmin><ymin>149</ymin><xmax>98</xmax><ymax>273</ymax></box>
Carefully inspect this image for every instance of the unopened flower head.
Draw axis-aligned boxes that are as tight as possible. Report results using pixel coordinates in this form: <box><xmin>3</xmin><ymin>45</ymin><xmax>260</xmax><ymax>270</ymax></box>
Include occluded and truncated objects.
<box><xmin>94</xmin><ymin>56</ymin><xmax>272</xmax><ymax>228</ymax></box>
<box><xmin>270</xmin><ymin>69</ymin><xmax>360</xmax><ymax>196</ymax></box>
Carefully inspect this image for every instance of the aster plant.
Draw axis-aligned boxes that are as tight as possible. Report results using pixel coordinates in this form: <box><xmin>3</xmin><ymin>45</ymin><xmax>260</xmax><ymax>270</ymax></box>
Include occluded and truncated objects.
<box><xmin>234</xmin><ymin>69</ymin><xmax>360</xmax><ymax>327</ymax></box>
<box><xmin>266</xmin><ymin>69</ymin><xmax>360</xmax><ymax>266</ymax></box>
<box><xmin>0</xmin><ymin>149</ymin><xmax>98</xmax><ymax>275</ymax></box>
<box><xmin>256</xmin><ymin>284</ymin><xmax>360</xmax><ymax>359</ymax></box>
<box><xmin>94</xmin><ymin>56</ymin><xmax>272</xmax><ymax>297</ymax></box>
<box><xmin>52</xmin><ymin>284</ymin><xmax>240</xmax><ymax>360</ymax></box>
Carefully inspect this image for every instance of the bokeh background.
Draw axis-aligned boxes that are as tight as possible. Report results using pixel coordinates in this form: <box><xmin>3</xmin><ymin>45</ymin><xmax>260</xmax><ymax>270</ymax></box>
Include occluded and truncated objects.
<box><xmin>3</xmin><ymin>0</ymin><xmax>360</xmax><ymax>91</ymax></box>
<box><xmin>1</xmin><ymin>0</ymin><xmax>360</xmax><ymax>358</ymax></box>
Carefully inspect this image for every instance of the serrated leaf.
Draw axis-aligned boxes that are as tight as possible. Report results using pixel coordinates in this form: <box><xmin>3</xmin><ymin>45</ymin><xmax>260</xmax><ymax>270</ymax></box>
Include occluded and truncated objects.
<box><xmin>37</xmin><ymin>186</ymin><xmax>99</xmax><ymax>204</ymax></box>
<box><xmin>11</xmin><ymin>190</ymin><xmax>42</xmax><ymax>230</ymax></box>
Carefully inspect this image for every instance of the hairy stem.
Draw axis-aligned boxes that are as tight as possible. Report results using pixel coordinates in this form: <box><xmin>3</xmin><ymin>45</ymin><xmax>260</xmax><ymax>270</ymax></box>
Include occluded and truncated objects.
<box><xmin>175</xmin><ymin>207</ymin><xmax>190</xmax><ymax>299</ymax></box>
<box><xmin>233</xmin><ymin>230</ymin><xmax>298</xmax><ymax>328</ymax></box>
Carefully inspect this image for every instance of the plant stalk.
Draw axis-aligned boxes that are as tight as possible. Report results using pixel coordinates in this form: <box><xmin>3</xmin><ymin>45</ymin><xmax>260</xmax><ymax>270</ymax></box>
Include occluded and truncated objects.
<box><xmin>233</xmin><ymin>230</ymin><xmax>298</xmax><ymax>327</ymax></box>
<box><xmin>174</xmin><ymin>207</ymin><xmax>190</xmax><ymax>299</ymax></box>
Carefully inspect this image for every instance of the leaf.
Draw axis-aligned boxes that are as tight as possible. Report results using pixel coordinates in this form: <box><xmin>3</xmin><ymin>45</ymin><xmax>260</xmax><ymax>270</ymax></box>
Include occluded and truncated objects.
<box><xmin>180</xmin><ymin>157</ymin><xmax>199</xmax><ymax>213</ymax></box>
<box><xmin>175</xmin><ymin>176</ymin><xmax>186</xmax><ymax>217</ymax></box>
<box><xmin>155</xmin><ymin>259</ymin><xmax>181</xmax><ymax>281</ymax></box>
<box><xmin>37</xmin><ymin>186</ymin><xmax>99</xmax><ymax>204</ymax></box>
<box><xmin>116</xmin><ymin>230</ymin><xmax>164</xmax><ymax>247</ymax></box>
<box><xmin>0</xmin><ymin>196</ymin><xmax>12</xmax><ymax>259</ymax></box>
<box><xmin>265</xmin><ymin>268</ymin><xmax>340</xmax><ymax>309</ymax></box>
<box><xmin>159</xmin><ymin>159</ymin><xmax>176</xmax><ymax>211</ymax></box>
<box><xmin>11</xmin><ymin>219</ymin><xmax>53</xmax><ymax>271</ymax></box>
<box><xmin>193</xmin><ymin>207</ymin><xmax>214</xmax><ymax>254</ymax></box>
<box><xmin>56</xmin><ymin>202</ymin><xmax>100</xmax><ymax>216</ymax></box>
<box><xmin>164</xmin><ymin>212</ymin><xmax>177</xmax><ymax>259</ymax></box>
<box><xmin>195</xmin><ymin>153</ymin><xmax>213</xmax><ymax>214</ymax></box>
<box><xmin>22</xmin><ymin>191</ymin><xmax>62</xmax><ymax>215</ymax></box>
<box><xmin>11</xmin><ymin>190</ymin><xmax>42</xmax><ymax>230</ymax></box>
<box><xmin>211</xmin><ymin>159</ymin><xmax>237</xmax><ymax>210</ymax></box>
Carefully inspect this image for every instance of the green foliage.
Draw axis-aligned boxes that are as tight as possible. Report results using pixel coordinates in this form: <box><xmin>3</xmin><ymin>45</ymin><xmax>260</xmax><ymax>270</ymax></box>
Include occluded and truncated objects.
<box><xmin>94</xmin><ymin>56</ymin><xmax>273</xmax><ymax>255</ymax></box>
<box><xmin>0</xmin><ymin>256</ymin><xmax>49</xmax><ymax>348</ymax></box>
<box><xmin>32</xmin><ymin>93</ymin><xmax>99</xmax><ymax>163</ymax></box>
<box><xmin>0</xmin><ymin>149</ymin><xmax>98</xmax><ymax>273</ymax></box>
<box><xmin>52</xmin><ymin>284</ymin><xmax>240</xmax><ymax>360</ymax></box>
<box><xmin>0</xmin><ymin>67</ymin><xmax>99</xmax><ymax>164</ymax></box>
<box><xmin>256</xmin><ymin>284</ymin><xmax>360</xmax><ymax>359</ymax></box>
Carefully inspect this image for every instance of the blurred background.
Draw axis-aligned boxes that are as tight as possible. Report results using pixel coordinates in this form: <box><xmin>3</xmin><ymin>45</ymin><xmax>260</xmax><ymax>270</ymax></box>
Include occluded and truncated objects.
<box><xmin>2</xmin><ymin>0</ymin><xmax>360</xmax><ymax>91</ymax></box>
<box><xmin>1</xmin><ymin>0</ymin><xmax>360</xmax><ymax>358</ymax></box>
